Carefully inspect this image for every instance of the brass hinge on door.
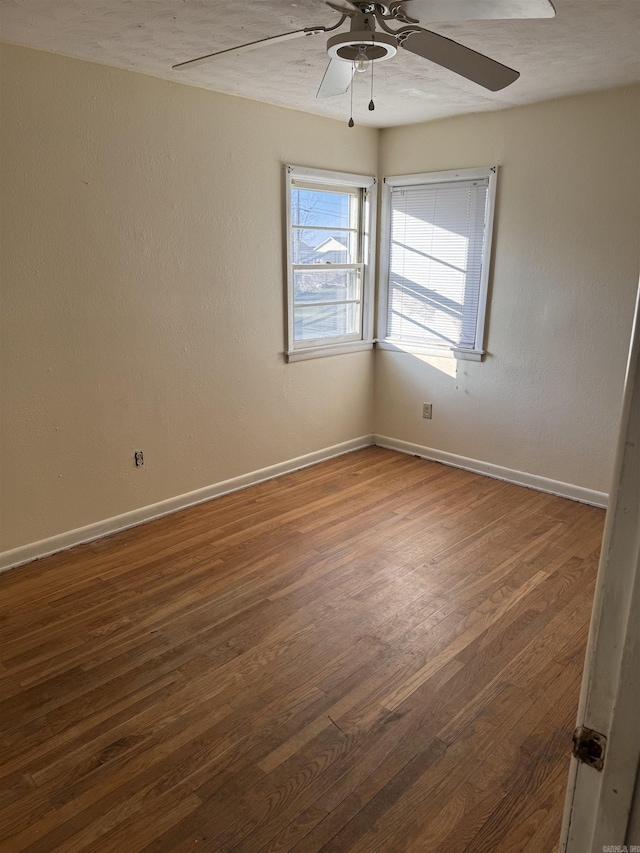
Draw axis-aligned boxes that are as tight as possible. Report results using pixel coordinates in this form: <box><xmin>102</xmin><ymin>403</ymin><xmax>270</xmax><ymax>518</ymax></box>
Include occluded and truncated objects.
<box><xmin>572</xmin><ymin>726</ymin><xmax>607</xmax><ymax>771</ymax></box>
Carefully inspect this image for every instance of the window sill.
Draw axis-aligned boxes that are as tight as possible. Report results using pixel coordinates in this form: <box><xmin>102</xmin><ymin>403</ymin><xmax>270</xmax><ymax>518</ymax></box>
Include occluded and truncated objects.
<box><xmin>286</xmin><ymin>340</ymin><xmax>375</xmax><ymax>363</ymax></box>
<box><xmin>375</xmin><ymin>341</ymin><xmax>484</xmax><ymax>362</ymax></box>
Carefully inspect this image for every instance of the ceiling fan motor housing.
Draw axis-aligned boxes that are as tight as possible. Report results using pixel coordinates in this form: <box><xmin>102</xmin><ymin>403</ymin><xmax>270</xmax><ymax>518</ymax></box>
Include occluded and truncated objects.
<box><xmin>327</xmin><ymin>30</ymin><xmax>397</xmax><ymax>63</ymax></box>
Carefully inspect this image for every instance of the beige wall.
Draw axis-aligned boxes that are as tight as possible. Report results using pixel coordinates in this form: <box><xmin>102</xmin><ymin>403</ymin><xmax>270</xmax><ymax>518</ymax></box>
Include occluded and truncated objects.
<box><xmin>1</xmin><ymin>41</ymin><xmax>638</xmax><ymax>557</ymax></box>
<box><xmin>375</xmin><ymin>86</ymin><xmax>640</xmax><ymax>493</ymax></box>
<box><xmin>0</xmin><ymin>43</ymin><xmax>378</xmax><ymax>552</ymax></box>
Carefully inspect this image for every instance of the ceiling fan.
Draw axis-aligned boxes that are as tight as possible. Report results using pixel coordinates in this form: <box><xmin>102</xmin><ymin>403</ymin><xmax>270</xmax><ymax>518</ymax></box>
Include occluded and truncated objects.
<box><xmin>172</xmin><ymin>0</ymin><xmax>556</xmax><ymax>99</ymax></box>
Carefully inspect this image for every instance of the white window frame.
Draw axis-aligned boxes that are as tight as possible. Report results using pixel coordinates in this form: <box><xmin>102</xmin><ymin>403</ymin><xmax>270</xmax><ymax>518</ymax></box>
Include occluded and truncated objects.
<box><xmin>284</xmin><ymin>164</ymin><xmax>377</xmax><ymax>363</ymax></box>
<box><xmin>377</xmin><ymin>166</ymin><xmax>498</xmax><ymax>361</ymax></box>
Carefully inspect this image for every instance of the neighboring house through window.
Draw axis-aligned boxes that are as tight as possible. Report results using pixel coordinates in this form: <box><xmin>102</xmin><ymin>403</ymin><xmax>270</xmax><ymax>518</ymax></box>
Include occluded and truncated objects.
<box><xmin>284</xmin><ymin>165</ymin><xmax>376</xmax><ymax>362</ymax></box>
<box><xmin>377</xmin><ymin>167</ymin><xmax>498</xmax><ymax>361</ymax></box>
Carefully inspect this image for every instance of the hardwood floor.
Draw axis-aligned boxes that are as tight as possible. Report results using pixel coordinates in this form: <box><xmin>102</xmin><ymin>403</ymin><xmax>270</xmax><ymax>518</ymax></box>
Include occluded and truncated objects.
<box><xmin>0</xmin><ymin>447</ymin><xmax>604</xmax><ymax>852</ymax></box>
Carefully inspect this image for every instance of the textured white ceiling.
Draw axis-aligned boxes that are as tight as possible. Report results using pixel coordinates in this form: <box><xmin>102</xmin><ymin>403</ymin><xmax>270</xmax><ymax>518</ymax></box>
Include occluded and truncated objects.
<box><xmin>0</xmin><ymin>0</ymin><xmax>638</xmax><ymax>128</ymax></box>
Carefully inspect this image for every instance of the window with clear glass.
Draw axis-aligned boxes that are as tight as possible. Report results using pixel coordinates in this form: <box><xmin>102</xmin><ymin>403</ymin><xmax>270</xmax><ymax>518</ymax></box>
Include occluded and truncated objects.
<box><xmin>285</xmin><ymin>166</ymin><xmax>376</xmax><ymax>362</ymax></box>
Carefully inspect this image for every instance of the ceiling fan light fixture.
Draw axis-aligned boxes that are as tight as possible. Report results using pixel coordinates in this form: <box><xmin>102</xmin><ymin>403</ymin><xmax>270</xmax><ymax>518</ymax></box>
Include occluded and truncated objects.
<box><xmin>327</xmin><ymin>30</ymin><xmax>397</xmax><ymax>64</ymax></box>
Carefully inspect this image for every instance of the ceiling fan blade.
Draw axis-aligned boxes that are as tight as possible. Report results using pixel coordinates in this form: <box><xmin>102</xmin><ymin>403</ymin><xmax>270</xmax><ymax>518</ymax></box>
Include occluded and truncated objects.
<box><xmin>400</xmin><ymin>0</ymin><xmax>555</xmax><ymax>22</ymax></box>
<box><xmin>172</xmin><ymin>27</ymin><xmax>325</xmax><ymax>70</ymax></box>
<box><xmin>317</xmin><ymin>58</ymin><xmax>355</xmax><ymax>99</ymax></box>
<box><xmin>325</xmin><ymin>0</ymin><xmax>358</xmax><ymax>13</ymax></box>
<box><xmin>401</xmin><ymin>29</ymin><xmax>519</xmax><ymax>91</ymax></box>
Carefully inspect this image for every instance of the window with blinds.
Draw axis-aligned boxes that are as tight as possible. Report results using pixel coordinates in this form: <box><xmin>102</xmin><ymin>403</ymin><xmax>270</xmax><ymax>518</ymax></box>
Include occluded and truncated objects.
<box><xmin>381</xmin><ymin>168</ymin><xmax>497</xmax><ymax>358</ymax></box>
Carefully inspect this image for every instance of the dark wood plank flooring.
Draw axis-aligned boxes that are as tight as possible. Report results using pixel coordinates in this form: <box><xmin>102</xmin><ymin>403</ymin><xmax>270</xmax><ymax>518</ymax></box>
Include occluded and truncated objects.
<box><xmin>0</xmin><ymin>447</ymin><xmax>604</xmax><ymax>852</ymax></box>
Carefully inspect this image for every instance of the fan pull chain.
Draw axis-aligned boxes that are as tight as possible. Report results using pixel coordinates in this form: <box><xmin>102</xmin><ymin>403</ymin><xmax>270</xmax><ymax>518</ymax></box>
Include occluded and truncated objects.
<box><xmin>348</xmin><ymin>64</ymin><xmax>355</xmax><ymax>127</ymax></box>
<box><xmin>369</xmin><ymin>35</ymin><xmax>375</xmax><ymax>111</ymax></box>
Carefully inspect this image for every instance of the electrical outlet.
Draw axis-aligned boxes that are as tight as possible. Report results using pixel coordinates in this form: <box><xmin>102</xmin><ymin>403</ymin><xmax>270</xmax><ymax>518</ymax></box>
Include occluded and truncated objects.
<box><xmin>134</xmin><ymin>450</ymin><xmax>144</xmax><ymax>467</ymax></box>
<box><xmin>422</xmin><ymin>403</ymin><xmax>432</xmax><ymax>420</ymax></box>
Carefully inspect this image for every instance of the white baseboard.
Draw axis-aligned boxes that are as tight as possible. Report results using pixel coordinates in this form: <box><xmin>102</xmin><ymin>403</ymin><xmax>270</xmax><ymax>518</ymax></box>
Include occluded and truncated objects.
<box><xmin>373</xmin><ymin>435</ymin><xmax>608</xmax><ymax>509</ymax></box>
<box><xmin>1</xmin><ymin>433</ymin><xmax>607</xmax><ymax>574</ymax></box>
<box><xmin>0</xmin><ymin>435</ymin><xmax>375</xmax><ymax>574</ymax></box>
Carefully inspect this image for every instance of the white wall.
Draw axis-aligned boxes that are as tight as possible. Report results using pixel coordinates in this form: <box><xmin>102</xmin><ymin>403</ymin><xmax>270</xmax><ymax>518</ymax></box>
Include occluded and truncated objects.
<box><xmin>0</xmin><ymin>43</ymin><xmax>378</xmax><ymax>553</ymax></box>
<box><xmin>375</xmin><ymin>86</ymin><xmax>640</xmax><ymax>494</ymax></box>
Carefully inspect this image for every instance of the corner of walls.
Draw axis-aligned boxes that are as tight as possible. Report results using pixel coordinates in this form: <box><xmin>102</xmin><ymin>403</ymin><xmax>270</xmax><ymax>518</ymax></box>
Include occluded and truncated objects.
<box><xmin>3</xmin><ymin>44</ymin><xmax>637</xmax><ymax>564</ymax></box>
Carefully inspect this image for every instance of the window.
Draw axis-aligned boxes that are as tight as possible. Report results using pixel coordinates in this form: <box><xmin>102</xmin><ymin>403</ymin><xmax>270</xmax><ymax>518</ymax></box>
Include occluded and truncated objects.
<box><xmin>285</xmin><ymin>165</ymin><xmax>376</xmax><ymax>362</ymax></box>
<box><xmin>378</xmin><ymin>167</ymin><xmax>498</xmax><ymax>361</ymax></box>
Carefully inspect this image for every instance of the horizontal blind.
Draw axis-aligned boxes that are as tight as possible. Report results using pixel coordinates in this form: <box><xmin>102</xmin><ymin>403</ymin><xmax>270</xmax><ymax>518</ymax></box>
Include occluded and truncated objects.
<box><xmin>387</xmin><ymin>179</ymin><xmax>488</xmax><ymax>350</ymax></box>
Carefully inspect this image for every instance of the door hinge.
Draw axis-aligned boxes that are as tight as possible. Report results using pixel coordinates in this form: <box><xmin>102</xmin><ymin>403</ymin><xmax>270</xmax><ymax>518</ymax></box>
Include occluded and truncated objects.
<box><xmin>572</xmin><ymin>726</ymin><xmax>607</xmax><ymax>771</ymax></box>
